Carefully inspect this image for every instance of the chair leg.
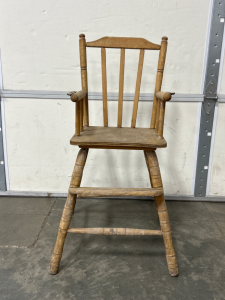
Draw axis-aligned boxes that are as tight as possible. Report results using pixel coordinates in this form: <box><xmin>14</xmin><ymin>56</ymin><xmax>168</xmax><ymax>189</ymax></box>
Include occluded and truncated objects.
<box><xmin>49</xmin><ymin>148</ymin><xmax>89</xmax><ymax>275</ymax></box>
<box><xmin>144</xmin><ymin>150</ymin><xmax>179</xmax><ymax>277</ymax></box>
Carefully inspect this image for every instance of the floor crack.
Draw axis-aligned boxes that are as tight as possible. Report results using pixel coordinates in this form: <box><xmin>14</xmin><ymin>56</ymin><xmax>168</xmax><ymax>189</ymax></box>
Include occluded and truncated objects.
<box><xmin>202</xmin><ymin>202</ymin><xmax>224</xmax><ymax>237</ymax></box>
<box><xmin>28</xmin><ymin>199</ymin><xmax>57</xmax><ymax>248</ymax></box>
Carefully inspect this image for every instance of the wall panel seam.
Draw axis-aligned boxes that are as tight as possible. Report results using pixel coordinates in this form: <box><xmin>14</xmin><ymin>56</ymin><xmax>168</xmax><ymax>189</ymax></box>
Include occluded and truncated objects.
<box><xmin>0</xmin><ymin>52</ymin><xmax>9</xmax><ymax>191</ymax></box>
<box><xmin>0</xmin><ymin>89</ymin><xmax>204</xmax><ymax>102</ymax></box>
<box><xmin>206</xmin><ymin>102</ymin><xmax>219</xmax><ymax>195</ymax></box>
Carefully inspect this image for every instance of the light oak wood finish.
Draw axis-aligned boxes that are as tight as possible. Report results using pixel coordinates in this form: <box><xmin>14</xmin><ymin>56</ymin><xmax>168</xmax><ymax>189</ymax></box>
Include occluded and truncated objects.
<box><xmin>86</xmin><ymin>36</ymin><xmax>161</xmax><ymax>50</ymax></box>
<box><xmin>68</xmin><ymin>90</ymin><xmax>87</xmax><ymax>133</ymax></box>
<box><xmin>118</xmin><ymin>48</ymin><xmax>125</xmax><ymax>127</ymax></box>
<box><xmin>80</xmin><ymin>100</ymin><xmax>83</xmax><ymax>131</ymax></box>
<box><xmin>49</xmin><ymin>148</ymin><xmax>88</xmax><ymax>275</ymax></box>
<box><xmin>79</xmin><ymin>145</ymin><xmax>156</xmax><ymax>150</ymax></box>
<box><xmin>67</xmin><ymin>228</ymin><xmax>163</xmax><ymax>236</ymax></box>
<box><xmin>144</xmin><ymin>150</ymin><xmax>178</xmax><ymax>277</ymax></box>
<box><xmin>150</xmin><ymin>37</ymin><xmax>168</xmax><ymax>129</ymax></box>
<box><xmin>155</xmin><ymin>91</ymin><xmax>172</xmax><ymax>102</ymax></box>
<box><xmin>158</xmin><ymin>100</ymin><xmax>165</xmax><ymax>139</ymax></box>
<box><xmin>75</xmin><ymin>101</ymin><xmax>80</xmax><ymax>136</ymax></box>
<box><xmin>155</xmin><ymin>91</ymin><xmax>173</xmax><ymax>138</ymax></box>
<box><xmin>79</xmin><ymin>34</ymin><xmax>89</xmax><ymax>126</ymax></box>
<box><xmin>71</xmin><ymin>35</ymin><xmax>173</xmax><ymax>138</ymax></box>
<box><xmin>68</xmin><ymin>90</ymin><xmax>87</xmax><ymax>102</ymax></box>
<box><xmin>101</xmin><ymin>48</ymin><xmax>108</xmax><ymax>126</ymax></box>
<box><xmin>69</xmin><ymin>187</ymin><xmax>163</xmax><ymax>197</ymax></box>
<box><xmin>131</xmin><ymin>49</ymin><xmax>145</xmax><ymax>128</ymax></box>
<box><xmin>50</xmin><ymin>34</ymin><xmax>179</xmax><ymax>277</ymax></box>
<box><xmin>70</xmin><ymin>126</ymin><xmax>167</xmax><ymax>148</ymax></box>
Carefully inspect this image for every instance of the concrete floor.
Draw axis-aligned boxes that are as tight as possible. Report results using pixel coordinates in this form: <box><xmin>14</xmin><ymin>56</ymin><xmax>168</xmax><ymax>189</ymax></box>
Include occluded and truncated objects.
<box><xmin>0</xmin><ymin>197</ymin><xmax>225</xmax><ymax>300</ymax></box>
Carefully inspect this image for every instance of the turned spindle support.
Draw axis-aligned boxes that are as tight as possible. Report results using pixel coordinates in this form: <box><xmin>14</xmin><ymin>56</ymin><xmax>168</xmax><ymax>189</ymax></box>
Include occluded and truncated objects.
<box><xmin>49</xmin><ymin>148</ymin><xmax>88</xmax><ymax>275</ymax></box>
<box><xmin>144</xmin><ymin>150</ymin><xmax>179</xmax><ymax>277</ymax></box>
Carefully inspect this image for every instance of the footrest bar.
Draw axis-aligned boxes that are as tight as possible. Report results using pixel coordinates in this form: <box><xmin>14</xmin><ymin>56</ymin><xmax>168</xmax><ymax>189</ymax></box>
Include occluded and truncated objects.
<box><xmin>69</xmin><ymin>187</ymin><xmax>163</xmax><ymax>197</ymax></box>
<box><xmin>67</xmin><ymin>227</ymin><xmax>163</xmax><ymax>236</ymax></box>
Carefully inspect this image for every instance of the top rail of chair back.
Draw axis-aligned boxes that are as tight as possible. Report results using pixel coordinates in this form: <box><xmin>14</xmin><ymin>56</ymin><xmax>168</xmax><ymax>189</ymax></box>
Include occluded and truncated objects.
<box><xmin>86</xmin><ymin>36</ymin><xmax>163</xmax><ymax>50</ymax></box>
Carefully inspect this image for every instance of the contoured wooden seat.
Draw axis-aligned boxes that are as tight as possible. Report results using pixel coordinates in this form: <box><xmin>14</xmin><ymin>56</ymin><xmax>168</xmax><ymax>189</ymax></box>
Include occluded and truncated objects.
<box><xmin>70</xmin><ymin>126</ymin><xmax>167</xmax><ymax>149</ymax></box>
<box><xmin>49</xmin><ymin>34</ymin><xmax>179</xmax><ymax>277</ymax></box>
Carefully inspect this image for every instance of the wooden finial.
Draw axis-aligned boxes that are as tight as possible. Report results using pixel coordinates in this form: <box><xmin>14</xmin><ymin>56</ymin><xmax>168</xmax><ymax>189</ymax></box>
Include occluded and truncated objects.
<box><xmin>162</xmin><ymin>36</ymin><xmax>168</xmax><ymax>41</ymax></box>
<box><xmin>79</xmin><ymin>33</ymin><xmax>85</xmax><ymax>38</ymax></box>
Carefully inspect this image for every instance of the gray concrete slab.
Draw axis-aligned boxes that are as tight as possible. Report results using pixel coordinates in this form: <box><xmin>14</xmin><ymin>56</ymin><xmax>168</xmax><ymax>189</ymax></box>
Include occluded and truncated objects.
<box><xmin>216</xmin><ymin>222</ymin><xmax>225</xmax><ymax>236</ymax></box>
<box><xmin>0</xmin><ymin>197</ymin><xmax>55</xmax><ymax>215</ymax></box>
<box><xmin>167</xmin><ymin>201</ymin><xmax>213</xmax><ymax>221</ymax></box>
<box><xmin>204</xmin><ymin>202</ymin><xmax>225</xmax><ymax>221</ymax></box>
<box><xmin>0</xmin><ymin>197</ymin><xmax>225</xmax><ymax>300</ymax></box>
<box><xmin>0</xmin><ymin>197</ymin><xmax>56</xmax><ymax>247</ymax></box>
<box><xmin>0</xmin><ymin>214</ymin><xmax>50</xmax><ymax>247</ymax></box>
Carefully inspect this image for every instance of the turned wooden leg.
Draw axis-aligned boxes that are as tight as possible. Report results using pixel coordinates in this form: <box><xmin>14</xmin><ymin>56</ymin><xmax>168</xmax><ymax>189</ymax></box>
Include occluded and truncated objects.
<box><xmin>49</xmin><ymin>148</ymin><xmax>89</xmax><ymax>275</ymax></box>
<box><xmin>144</xmin><ymin>150</ymin><xmax>179</xmax><ymax>277</ymax></box>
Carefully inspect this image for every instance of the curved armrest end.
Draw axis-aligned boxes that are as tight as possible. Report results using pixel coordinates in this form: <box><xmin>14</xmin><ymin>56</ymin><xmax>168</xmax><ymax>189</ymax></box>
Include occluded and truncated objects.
<box><xmin>155</xmin><ymin>91</ymin><xmax>174</xmax><ymax>101</ymax></box>
<box><xmin>67</xmin><ymin>90</ymin><xmax>87</xmax><ymax>102</ymax></box>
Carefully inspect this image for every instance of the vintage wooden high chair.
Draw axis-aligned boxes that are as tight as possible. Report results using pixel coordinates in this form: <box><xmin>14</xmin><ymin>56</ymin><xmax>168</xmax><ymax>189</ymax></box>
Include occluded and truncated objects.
<box><xmin>49</xmin><ymin>34</ymin><xmax>179</xmax><ymax>277</ymax></box>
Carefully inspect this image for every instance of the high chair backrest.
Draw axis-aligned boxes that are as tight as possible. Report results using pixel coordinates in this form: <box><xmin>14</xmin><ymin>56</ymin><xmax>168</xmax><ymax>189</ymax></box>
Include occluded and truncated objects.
<box><xmin>79</xmin><ymin>34</ymin><xmax>168</xmax><ymax>131</ymax></box>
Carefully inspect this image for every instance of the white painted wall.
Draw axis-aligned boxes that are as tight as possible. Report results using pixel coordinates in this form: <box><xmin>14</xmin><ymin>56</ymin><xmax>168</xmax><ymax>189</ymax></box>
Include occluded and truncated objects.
<box><xmin>208</xmin><ymin>17</ymin><xmax>225</xmax><ymax>196</ymax></box>
<box><xmin>219</xmin><ymin>45</ymin><xmax>225</xmax><ymax>94</ymax></box>
<box><xmin>0</xmin><ymin>0</ymin><xmax>211</xmax><ymax>194</ymax></box>
<box><xmin>5</xmin><ymin>99</ymin><xmax>198</xmax><ymax>194</ymax></box>
<box><xmin>209</xmin><ymin>25</ymin><xmax>225</xmax><ymax>196</ymax></box>
<box><xmin>0</xmin><ymin>0</ymin><xmax>210</xmax><ymax>93</ymax></box>
<box><xmin>209</xmin><ymin>103</ymin><xmax>225</xmax><ymax>196</ymax></box>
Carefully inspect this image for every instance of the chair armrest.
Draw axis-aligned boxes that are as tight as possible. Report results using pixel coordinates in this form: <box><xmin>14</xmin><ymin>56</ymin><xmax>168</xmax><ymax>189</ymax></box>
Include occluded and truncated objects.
<box><xmin>67</xmin><ymin>90</ymin><xmax>87</xmax><ymax>102</ymax></box>
<box><xmin>155</xmin><ymin>91</ymin><xmax>175</xmax><ymax>102</ymax></box>
<box><xmin>156</xmin><ymin>91</ymin><xmax>175</xmax><ymax>139</ymax></box>
<box><xmin>68</xmin><ymin>90</ymin><xmax>87</xmax><ymax>136</ymax></box>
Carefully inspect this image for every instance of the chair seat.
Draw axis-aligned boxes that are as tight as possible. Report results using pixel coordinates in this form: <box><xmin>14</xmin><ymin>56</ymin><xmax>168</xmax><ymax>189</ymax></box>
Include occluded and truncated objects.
<box><xmin>70</xmin><ymin>126</ymin><xmax>167</xmax><ymax>149</ymax></box>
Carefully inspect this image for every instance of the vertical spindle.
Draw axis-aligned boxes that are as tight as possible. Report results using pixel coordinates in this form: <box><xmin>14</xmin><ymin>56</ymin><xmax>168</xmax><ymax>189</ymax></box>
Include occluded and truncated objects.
<box><xmin>79</xmin><ymin>34</ymin><xmax>89</xmax><ymax>126</ymax></box>
<box><xmin>75</xmin><ymin>102</ymin><xmax>80</xmax><ymax>136</ymax></box>
<box><xmin>131</xmin><ymin>49</ymin><xmax>145</xmax><ymax>128</ymax></box>
<box><xmin>158</xmin><ymin>100</ymin><xmax>166</xmax><ymax>139</ymax></box>
<box><xmin>101</xmin><ymin>47</ymin><xmax>108</xmax><ymax>127</ymax></box>
<box><xmin>118</xmin><ymin>48</ymin><xmax>125</xmax><ymax>127</ymax></box>
<box><xmin>150</xmin><ymin>37</ymin><xmax>168</xmax><ymax>129</ymax></box>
